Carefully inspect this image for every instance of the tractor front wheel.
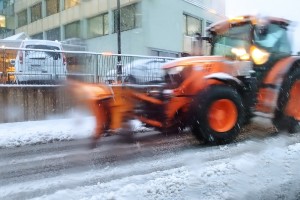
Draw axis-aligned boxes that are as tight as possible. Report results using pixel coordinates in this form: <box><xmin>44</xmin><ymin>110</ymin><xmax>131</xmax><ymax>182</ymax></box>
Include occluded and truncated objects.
<box><xmin>192</xmin><ymin>85</ymin><xmax>245</xmax><ymax>144</ymax></box>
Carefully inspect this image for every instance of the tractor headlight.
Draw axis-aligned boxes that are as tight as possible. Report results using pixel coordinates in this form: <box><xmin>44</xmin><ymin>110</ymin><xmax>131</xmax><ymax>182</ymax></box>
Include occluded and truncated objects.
<box><xmin>250</xmin><ymin>45</ymin><xmax>270</xmax><ymax>65</ymax></box>
<box><xmin>166</xmin><ymin>66</ymin><xmax>184</xmax><ymax>75</ymax></box>
<box><xmin>231</xmin><ymin>47</ymin><xmax>250</xmax><ymax>61</ymax></box>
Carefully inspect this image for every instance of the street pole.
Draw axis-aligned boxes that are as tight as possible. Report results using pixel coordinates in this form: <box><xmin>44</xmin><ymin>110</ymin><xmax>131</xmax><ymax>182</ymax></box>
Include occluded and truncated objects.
<box><xmin>116</xmin><ymin>0</ymin><xmax>122</xmax><ymax>82</ymax></box>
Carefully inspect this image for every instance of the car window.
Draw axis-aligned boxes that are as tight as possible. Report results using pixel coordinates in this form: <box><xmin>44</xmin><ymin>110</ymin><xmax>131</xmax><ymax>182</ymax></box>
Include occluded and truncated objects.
<box><xmin>25</xmin><ymin>44</ymin><xmax>60</xmax><ymax>50</ymax></box>
<box><xmin>25</xmin><ymin>44</ymin><xmax>61</xmax><ymax>59</ymax></box>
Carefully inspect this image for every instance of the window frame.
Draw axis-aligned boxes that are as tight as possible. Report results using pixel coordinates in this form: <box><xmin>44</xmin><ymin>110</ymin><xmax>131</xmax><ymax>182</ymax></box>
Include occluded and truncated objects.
<box><xmin>17</xmin><ymin>9</ymin><xmax>27</xmax><ymax>28</ymax></box>
<box><xmin>30</xmin><ymin>2</ymin><xmax>42</xmax><ymax>23</ymax></box>
<box><xmin>46</xmin><ymin>0</ymin><xmax>60</xmax><ymax>16</ymax></box>
<box><xmin>64</xmin><ymin>20</ymin><xmax>81</xmax><ymax>39</ymax></box>
<box><xmin>113</xmin><ymin>3</ymin><xmax>141</xmax><ymax>33</ymax></box>
<box><xmin>31</xmin><ymin>32</ymin><xmax>43</xmax><ymax>40</ymax></box>
<box><xmin>46</xmin><ymin>27</ymin><xmax>61</xmax><ymax>41</ymax></box>
<box><xmin>183</xmin><ymin>13</ymin><xmax>203</xmax><ymax>36</ymax></box>
<box><xmin>87</xmin><ymin>13</ymin><xmax>109</xmax><ymax>39</ymax></box>
<box><xmin>64</xmin><ymin>0</ymin><xmax>79</xmax><ymax>10</ymax></box>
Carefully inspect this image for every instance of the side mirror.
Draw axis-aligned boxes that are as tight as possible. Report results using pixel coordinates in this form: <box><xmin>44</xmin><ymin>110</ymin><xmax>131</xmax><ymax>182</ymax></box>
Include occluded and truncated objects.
<box><xmin>10</xmin><ymin>59</ymin><xmax>15</xmax><ymax>66</ymax></box>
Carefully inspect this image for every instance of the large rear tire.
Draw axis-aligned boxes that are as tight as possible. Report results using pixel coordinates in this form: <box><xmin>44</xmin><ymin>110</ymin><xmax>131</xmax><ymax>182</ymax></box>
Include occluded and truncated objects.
<box><xmin>191</xmin><ymin>85</ymin><xmax>245</xmax><ymax>144</ymax></box>
<box><xmin>273</xmin><ymin>69</ymin><xmax>300</xmax><ymax>133</ymax></box>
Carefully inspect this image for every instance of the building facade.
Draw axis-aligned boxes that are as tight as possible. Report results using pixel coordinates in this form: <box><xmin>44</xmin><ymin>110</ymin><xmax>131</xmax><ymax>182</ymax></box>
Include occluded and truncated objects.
<box><xmin>4</xmin><ymin>0</ymin><xmax>226</xmax><ymax>56</ymax></box>
<box><xmin>0</xmin><ymin>0</ymin><xmax>15</xmax><ymax>38</ymax></box>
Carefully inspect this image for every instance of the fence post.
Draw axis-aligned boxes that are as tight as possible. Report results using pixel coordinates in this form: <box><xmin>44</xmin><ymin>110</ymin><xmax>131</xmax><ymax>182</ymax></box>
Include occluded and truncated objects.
<box><xmin>116</xmin><ymin>0</ymin><xmax>122</xmax><ymax>83</ymax></box>
<box><xmin>95</xmin><ymin>54</ymin><xmax>99</xmax><ymax>83</ymax></box>
<box><xmin>1</xmin><ymin>48</ymin><xmax>5</xmax><ymax>84</ymax></box>
<box><xmin>117</xmin><ymin>60</ymin><xmax>122</xmax><ymax>83</ymax></box>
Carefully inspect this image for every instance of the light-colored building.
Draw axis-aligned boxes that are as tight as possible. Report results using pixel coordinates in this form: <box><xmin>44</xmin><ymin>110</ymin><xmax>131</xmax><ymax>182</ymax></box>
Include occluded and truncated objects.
<box><xmin>5</xmin><ymin>0</ymin><xmax>226</xmax><ymax>56</ymax></box>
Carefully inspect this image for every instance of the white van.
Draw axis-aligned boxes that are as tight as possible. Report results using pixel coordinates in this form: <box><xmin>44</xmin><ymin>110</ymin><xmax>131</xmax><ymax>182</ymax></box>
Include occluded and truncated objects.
<box><xmin>14</xmin><ymin>39</ymin><xmax>67</xmax><ymax>84</ymax></box>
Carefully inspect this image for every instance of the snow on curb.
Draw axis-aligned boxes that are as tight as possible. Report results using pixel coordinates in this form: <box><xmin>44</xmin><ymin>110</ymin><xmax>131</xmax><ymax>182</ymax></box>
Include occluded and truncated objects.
<box><xmin>0</xmin><ymin>116</ymin><xmax>150</xmax><ymax>148</ymax></box>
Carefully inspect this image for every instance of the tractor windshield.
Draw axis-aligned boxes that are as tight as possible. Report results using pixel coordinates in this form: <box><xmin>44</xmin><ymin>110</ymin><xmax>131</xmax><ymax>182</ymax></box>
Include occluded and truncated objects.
<box><xmin>253</xmin><ymin>23</ymin><xmax>291</xmax><ymax>54</ymax></box>
<box><xmin>211</xmin><ymin>24</ymin><xmax>251</xmax><ymax>58</ymax></box>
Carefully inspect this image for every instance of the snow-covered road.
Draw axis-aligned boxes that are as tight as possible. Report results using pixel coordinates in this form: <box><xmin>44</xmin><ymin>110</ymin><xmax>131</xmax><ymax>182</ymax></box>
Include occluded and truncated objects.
<box><xmin>1</xmin><ymin>115</ymin><xmax>300</xmax><ymax>200</ymax></box>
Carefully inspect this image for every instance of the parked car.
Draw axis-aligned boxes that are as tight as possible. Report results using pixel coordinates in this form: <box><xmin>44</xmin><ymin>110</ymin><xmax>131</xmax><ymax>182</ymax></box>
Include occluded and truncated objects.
<box><xmin>12</xmin><ymin>39</ymin><xmax>67</xmax><ymax>84</ymax></box>
<box><xmin>104</xmin><ymin>58</ymin><xmax>171</xmax><ymax>84</ymax></box>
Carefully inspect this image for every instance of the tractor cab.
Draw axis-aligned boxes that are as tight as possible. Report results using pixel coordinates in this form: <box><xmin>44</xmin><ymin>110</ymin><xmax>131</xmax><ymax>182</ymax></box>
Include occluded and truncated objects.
<box><xmin>206</xmin><ymin>15</ymin><xmax>292</xmax><ymax>81</ymax></box>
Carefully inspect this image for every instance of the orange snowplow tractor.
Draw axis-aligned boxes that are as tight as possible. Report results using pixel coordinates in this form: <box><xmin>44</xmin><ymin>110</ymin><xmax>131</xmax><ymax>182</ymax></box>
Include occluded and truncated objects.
<box><xmin>89</xmin><ymin>100</ymin><xmax>110</xmax><ymax>140</ymax></box>
<box><xmin>285</xmin><ymin>80</ymin><xmax>300</xmax><ymax>120</ymax></box>
<box><xmin>208</xmin><ymin>99</ymin><xmax>238</xmax><ymax>132</ymax></box>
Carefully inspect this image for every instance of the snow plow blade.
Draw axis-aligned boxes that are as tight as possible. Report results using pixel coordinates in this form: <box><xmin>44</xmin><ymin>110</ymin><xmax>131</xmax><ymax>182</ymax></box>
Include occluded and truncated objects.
<box><xmin>67</xmin><ymin>80</ymin><xmax>136</xmax><ymax>148</ymax></box>
<box><xmin>67</xmin><ymin>80</ymin><xmax>113</xmax><ymax>146</ymax></box>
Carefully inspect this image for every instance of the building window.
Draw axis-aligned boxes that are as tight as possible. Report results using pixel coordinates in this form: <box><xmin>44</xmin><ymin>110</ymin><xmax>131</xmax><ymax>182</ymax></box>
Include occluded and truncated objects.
<box><xmin>65</xmin><ymin>21</ymin><xmax>80</xmax><ymax>39</ymax></box>
<box><xmin>65</xmin><ymin>0</ymin><xmax>79</xmax><ymax>9</ymax></box>
<box><xmin>31</xmin><ymin>32</ymin><xmax>43</xmax><ymax>39</ymax></box>
<box><xmin>113</xmin><ymin>3</ymin><xmax>141</xmax><ymax>33</ymax></box>
<box><xmin>31</xmin><ymin>3</ymin><xmax>42</xmax><ymax>23</ymax></box>
<box><xmin>1</xmin><ymin>0</ymin><xmax>13</xmax><ymax>9</ymax></box>
<box><xmin>151</xmin><ymin>49</ymin><xmax>179</xmax><ymax>58</ymax></box>
<box><xmin>17</xmin><ymin>9</ymin><xmax>27</xmax><ymax>27</ymax></box>
<box><xmin>87</xmin><ymin>13</ymin><xmax>108</xmax><ymax>38</ymax></box>
<box><xmin>0</xmin><ymin>15</ymin><xmax>5</xmax><ymax>28</ymax></box>
<box><xmin>46</xmin><ymin>0</ymin><xmax>60</xmax><ymax>16</ymax></box>
<box><xmin>46</xmin><ymin>27</ymin><xmax>60</xmax><ymax>41</ymax></box>
<box><xmin>183</xmin><ymin>14</ymin><xmax>202</xmax><ymax>36</ymax></box>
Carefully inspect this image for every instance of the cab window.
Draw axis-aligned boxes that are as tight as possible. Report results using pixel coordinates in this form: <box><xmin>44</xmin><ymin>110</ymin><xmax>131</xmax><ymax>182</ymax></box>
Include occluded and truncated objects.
<box><xmin>212</xmin><ymin>24</ymin><xmax>251</xmax><ymax>58</ymax></box>
<box><xmin>254</xmin><ymin>23</ymin><xmax>291</xmax><ymax>54</ymax></box>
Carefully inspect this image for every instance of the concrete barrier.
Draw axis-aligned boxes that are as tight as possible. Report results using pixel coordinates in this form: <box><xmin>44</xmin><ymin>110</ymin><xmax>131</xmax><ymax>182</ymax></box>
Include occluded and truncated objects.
<box><xmin>0</xmin><ymin>85</ymin><xmax>73</xmax><ymax>123</ymax></box>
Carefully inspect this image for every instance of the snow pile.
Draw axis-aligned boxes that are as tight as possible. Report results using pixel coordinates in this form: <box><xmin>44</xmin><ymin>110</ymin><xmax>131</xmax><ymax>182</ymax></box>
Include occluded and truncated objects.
<box><xmin>0</xmin><ymin>117</ymin><xmax>94</xmax><ymax>148</ymax></box>
<box><xmin>0</xmin><ymin>115</ymin><xmax>148</xmax><ymax>148</ymax></box>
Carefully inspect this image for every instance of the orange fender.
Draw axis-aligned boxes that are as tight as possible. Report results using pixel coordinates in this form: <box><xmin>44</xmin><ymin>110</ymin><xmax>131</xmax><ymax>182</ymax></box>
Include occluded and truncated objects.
<box><xmin>256</xmin><ymin>56</ymin><xmax>300</xmax><ymax>113</ymax></box>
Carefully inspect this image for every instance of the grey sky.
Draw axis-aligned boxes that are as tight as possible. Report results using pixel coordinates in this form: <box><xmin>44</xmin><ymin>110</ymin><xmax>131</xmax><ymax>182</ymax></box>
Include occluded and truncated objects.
<box><xmin>225</xmin><ymin>0</ymin><xmax>300</xmax><ymax>53</ymax></box>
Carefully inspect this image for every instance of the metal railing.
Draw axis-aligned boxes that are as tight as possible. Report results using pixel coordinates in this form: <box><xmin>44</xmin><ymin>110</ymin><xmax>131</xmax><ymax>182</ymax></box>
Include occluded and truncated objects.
<box><xmin>0</xmin><ymin>47</ymin><xmax>175</xmax><ymax>85</ymax></box>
